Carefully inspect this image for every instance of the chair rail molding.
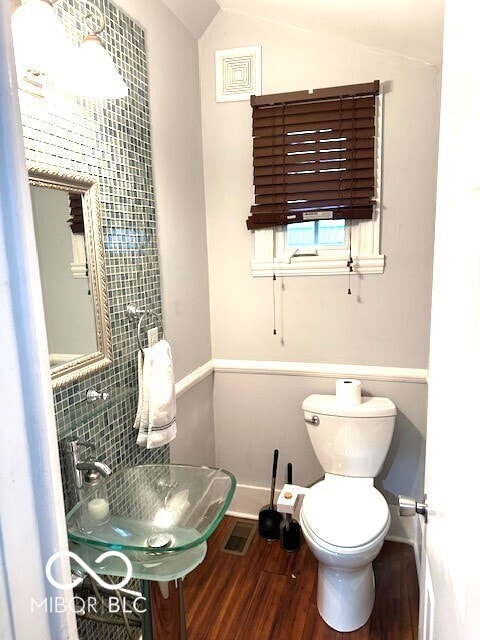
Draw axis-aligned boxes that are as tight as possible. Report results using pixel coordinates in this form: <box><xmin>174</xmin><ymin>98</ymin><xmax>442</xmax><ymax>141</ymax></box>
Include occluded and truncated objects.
<box><xmin>175</xmin><ymin>360</ymin><xmax>214</xmax><ymax>398</ymax></box>
<box><xmin>213</xmin><ymin>359</ymin><xmax>428</xmax><ymax>384</ymax></box>
<box><xmin>174</xmin><ymin>359</ymin><xmax>428</xmax><ymax>398</ymax></box>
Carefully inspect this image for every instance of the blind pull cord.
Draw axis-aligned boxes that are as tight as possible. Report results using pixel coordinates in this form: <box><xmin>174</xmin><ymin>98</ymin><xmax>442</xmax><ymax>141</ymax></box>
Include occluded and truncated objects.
<box><xmin>272</xmin><ymin>102</ymin><xmax>286</xmax><ymax>336</ymax></box>
<box><xmin>347</xmin><ymin>224</ymin><xmax>353</xmax><ymax>295</ymax></box>
<box><xmin>347</xmin><ymin>94</ymin><xmax>357</xmax><ymax>296</ymax></box>
<box><xmin>272</xmin><ymin>232</ymin><xmax>277</xmax><ymax>335</ymax></box>
<box><xmin>272</xmin><ymin>106</ymin><xmax>278</xmax><ymax>335</ymax></box>
<box><xmin>272</xmin><ymin>265</ymin><xmax>277</xmax><ymax>335</ymax></box>
<box><xmin>86</xmin><ymin>257</ymin><xmax>91</xmax><ymax>295</ymax></box>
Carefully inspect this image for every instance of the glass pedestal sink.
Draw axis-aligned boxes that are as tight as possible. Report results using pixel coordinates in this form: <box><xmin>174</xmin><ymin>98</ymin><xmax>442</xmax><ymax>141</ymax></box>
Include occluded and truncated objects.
<box><xmin>66</xmin><ymin>464</ymin><xmax>236</xmax><ymax>640</ymax></box>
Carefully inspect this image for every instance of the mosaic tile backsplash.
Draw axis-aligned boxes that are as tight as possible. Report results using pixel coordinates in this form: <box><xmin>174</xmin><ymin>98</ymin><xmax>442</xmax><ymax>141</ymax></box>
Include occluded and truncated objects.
<box><xmin>19</xmin><ymin>1</ymin><xmax>167</xmax><ymax>638</ymax></box>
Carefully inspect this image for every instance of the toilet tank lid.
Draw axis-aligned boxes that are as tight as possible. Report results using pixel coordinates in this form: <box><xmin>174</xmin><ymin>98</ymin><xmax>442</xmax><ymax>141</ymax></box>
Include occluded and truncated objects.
<box><xmin>303</xmin><ymin>394</ymin><xmax>397</xmax><ymax>418</ymax></box>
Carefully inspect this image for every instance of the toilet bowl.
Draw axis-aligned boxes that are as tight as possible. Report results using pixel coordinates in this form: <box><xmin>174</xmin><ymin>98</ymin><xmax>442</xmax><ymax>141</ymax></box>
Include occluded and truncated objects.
<box><xmin>300</xmin><ymin>474</ymin><xmax>391</xmax><ymax>632</ymax></box>
<box><xmin>302</xmin><ymin>390</ymin><xmax>396</xmax><ymax>632</ymax></box>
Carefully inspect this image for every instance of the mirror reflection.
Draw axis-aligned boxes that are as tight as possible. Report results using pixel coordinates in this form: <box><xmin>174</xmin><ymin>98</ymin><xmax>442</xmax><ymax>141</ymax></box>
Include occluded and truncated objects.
<box><xmin>31</xmin><ymin>184</ymin><xmax>97</xmax><ymax>367</ymax></box>
<box><xmin>29</xmin><ymin>167</ymin><xmax>112</xmax><ymax>388</ymax></box>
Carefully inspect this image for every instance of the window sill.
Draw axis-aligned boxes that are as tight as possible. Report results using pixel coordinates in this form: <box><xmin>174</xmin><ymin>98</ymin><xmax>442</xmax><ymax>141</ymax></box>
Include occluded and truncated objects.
<box><xmin>251</xmin><ymin>254</ymin><xmax>385</xmax><ymax>277</ymax></box>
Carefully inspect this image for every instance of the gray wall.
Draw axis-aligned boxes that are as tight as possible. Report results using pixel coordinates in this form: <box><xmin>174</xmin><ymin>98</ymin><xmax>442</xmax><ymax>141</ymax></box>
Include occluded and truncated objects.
<box><xmin>170</xmin><ymin>377</ymin><xmax>216</xmax><ymax>466</ymax></box>
<box><xmin>117</xmin><ymin>0</ymin><xmax>215</xmax><ymax>467</ymax></box>
<box><xmin>200</xmin><ymin>10</ymin><xmax>439</xmax><ymax>367</ymax></box>
<box><xmin>214</xmin><ymin>373</ymin><xmax>427</xmax><ymax>502</ymax></box>
<box><xmin>199</xmin><ymin>10</ymin><xmax>439</xmax><ymax>501</ymax></box>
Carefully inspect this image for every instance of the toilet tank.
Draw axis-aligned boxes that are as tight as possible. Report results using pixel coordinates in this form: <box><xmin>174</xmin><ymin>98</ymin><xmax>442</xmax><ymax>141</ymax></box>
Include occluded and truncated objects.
<box><xmin>303</xmin><ymin>394</ymin><xmax>396</xmax><ymax>477</ymax></box>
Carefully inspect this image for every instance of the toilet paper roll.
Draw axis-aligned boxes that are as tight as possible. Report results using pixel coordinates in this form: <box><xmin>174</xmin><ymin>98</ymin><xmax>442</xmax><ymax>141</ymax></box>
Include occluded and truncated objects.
<box><xmin>335</xmin><ymin>379</ymin><xmax>362</xmax><ymax>407</ymax></box>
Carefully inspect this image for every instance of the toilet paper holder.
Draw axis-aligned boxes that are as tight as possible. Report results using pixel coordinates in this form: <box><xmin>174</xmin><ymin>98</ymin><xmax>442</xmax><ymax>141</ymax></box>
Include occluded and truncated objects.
<box><xmin>277</xmin><ymin>483</ymin><xmax>309</xmax><ymax>515</ymax></box>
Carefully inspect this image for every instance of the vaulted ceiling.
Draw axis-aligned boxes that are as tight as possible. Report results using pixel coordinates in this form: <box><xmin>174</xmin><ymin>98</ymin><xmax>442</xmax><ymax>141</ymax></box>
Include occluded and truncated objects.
<box><xmin>160</xmin><ymin>0</ymin><xmax>220</xmax><ymax>40</ymax></box>
<box><xmin>163</xmin><ymin>0</ymin><xmax>444</xmax><ymax>66</ymax></box>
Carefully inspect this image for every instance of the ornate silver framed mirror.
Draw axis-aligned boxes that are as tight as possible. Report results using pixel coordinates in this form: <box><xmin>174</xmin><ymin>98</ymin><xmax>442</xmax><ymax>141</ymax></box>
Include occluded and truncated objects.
<box><xmin>29</xmin><ymin>166</ymin><xmax>112</xmax><ymax>388</ymax></box>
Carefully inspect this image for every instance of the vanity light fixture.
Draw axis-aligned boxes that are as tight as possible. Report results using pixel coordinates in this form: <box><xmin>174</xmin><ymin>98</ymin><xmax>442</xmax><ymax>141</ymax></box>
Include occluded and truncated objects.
<box><xmin>73</xmin><ymin>2</ymin><xmax>128</xmax><ymax>100</ymax></box>
<box><xmin>11</xmin><ymin>0</ymin><xmax>128</xmax><ymax>100</ymax></box>
<box><xmin>11</xmin><ymin>0</ymin><xmax>76</xmax><ymax>92</ymax></box>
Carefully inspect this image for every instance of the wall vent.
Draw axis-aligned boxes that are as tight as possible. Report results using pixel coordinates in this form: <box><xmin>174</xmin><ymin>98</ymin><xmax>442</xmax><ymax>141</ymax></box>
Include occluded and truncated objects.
<box><xmin>215</xmin><ymin>46</ymin><xmax>261</xmax><ymax>102</ymax></box>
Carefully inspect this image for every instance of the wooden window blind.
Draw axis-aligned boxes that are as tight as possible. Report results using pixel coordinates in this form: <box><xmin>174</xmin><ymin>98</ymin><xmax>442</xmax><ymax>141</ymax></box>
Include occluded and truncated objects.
<box><xmin>68</xmin><ymin>192</ymin><xmax>84</xmax><ymax>235</ymax></box>
<box><xmin>246</xmin><ymin>80</ymin><xmax>380</xmax><ymax>231</ymax></box>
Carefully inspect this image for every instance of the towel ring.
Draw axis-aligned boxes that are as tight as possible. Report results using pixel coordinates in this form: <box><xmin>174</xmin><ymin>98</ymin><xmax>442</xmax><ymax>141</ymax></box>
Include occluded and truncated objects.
<box><xmin>127</xmin><ymin>303</ymin><xmax>163</xmax><ymax>354</ymax></box>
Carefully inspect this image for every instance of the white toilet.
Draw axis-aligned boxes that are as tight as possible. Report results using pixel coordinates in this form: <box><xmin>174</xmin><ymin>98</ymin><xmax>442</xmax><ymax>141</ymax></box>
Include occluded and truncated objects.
<box><xmin>300</xmin><ymin>392</ymin><xmax>396</xmax><ymax>632</ymax></box>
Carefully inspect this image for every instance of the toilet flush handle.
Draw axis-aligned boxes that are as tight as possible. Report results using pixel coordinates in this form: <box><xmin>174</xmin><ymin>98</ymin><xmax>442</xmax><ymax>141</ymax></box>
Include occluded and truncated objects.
<box><xmin>305</xmin><ymin>415</ymin><xmax>319</xmax><ymax>426</ymax></box>
<box><xmin>398</xmin><ymin>494</ymin><xmax>431</xmax><ymax>523</ymax></box>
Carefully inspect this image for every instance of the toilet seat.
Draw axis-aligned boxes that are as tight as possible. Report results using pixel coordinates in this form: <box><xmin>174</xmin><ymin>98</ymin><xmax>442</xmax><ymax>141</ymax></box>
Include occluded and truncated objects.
<box><xmin>302</xmin><ymin>480</ymin><xmax>389</xmax><ymax>549</ymax></box>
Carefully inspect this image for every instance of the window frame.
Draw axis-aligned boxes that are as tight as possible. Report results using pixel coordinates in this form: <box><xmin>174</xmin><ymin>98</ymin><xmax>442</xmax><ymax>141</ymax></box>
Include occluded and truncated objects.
<box><xmin>250</xmin><ymin>90</ymin><xmax>385</xmax><ymax>277</ymax></box>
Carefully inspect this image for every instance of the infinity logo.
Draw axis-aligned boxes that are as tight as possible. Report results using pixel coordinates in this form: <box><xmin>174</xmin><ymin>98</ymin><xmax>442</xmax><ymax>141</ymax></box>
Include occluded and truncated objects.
<box><xmin>46</xmin><ymin>550</ymin><xmax>133</xmax><ymax>591</ymax></box>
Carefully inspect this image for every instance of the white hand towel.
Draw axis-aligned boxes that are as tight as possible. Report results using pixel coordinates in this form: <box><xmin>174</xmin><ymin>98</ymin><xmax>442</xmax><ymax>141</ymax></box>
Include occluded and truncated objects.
<box><xmin>135</xmin><ymin>340</ymin><xmax>177</xmax><ymax>449</ymax></box>
<box><xmin>134</xmin><ymin>349</ymin><xmax>149</xmax><ymax>447</ymax></box>
<box><xmin>133</xmin><ymin>350</ymin><xmax>144</xmax><ymax>430</ymax></box>
<box><xmin>147</xmin><ymin>340</ymin><xmax>177</xmax><ymax>448</ymax></box>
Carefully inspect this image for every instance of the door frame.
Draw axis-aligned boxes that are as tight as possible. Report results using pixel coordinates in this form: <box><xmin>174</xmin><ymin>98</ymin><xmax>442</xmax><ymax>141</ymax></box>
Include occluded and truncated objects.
<box><xmin>0</xmin><ymin>3</ymin><xmax>77</xmax><ymax>639</ymax></box>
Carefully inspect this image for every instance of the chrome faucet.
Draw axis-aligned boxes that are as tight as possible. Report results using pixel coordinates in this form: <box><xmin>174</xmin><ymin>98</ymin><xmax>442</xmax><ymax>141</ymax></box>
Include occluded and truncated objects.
<box><xmin>64</xmin><ymin>439</ymin><xmax>113</xmax><ymax>495</ymax></box>
<box><xmin>75</xmin><ymin>459</ymin><xmax>113</xmax><ymax>478</ymax></box>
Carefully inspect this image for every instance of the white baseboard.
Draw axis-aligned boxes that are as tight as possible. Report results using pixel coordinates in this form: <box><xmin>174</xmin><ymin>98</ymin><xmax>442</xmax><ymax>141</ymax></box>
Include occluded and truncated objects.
<box><xmin>227</xmin><ymin>484</ymin><xmax>423</xmax><ymax>580</ymax></box>
<box><xmin>387</xmin><ymin>503</ymin><xmax>417</xmax><ymax>545</ymax></box>
<box><xmin>227</xmin><ymin>483</ymin><xmax>283</xmax><ymax>520</ymax></box>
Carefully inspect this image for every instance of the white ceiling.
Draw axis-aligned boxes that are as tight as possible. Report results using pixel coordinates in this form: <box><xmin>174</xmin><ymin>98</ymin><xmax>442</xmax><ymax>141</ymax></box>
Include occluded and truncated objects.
<box><xmin>164</xmin><ymin>0</ymin><xmax>444</xmax><ymax>66</ymax></box>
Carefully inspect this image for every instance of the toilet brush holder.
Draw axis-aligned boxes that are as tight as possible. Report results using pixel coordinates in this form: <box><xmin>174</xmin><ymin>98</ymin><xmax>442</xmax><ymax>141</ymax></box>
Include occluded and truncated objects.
<box><xmin>280</xmin><ymin>514</ymin><xmax>301</xmax><ymax>552</ymax></box>
<box><xmin>280</xmin><ymin>464</ymin><xmax>301</xmax><ymax>552</ymax></box>
<box><xmin>258</xmin><ymin>449</ymin><xmax>283</xmax><ymax>541</ymax></box>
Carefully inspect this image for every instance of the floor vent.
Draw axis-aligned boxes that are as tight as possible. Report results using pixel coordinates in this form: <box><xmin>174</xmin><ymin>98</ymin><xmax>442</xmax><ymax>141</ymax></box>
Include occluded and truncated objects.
<box><xmin>220</xmin><ymin>519</ymin><xmax>256</xmax><ymax>556</ymax></box>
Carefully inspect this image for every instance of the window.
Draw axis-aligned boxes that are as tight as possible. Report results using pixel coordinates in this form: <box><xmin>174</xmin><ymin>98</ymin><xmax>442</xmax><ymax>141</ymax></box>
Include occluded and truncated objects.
<box><xmin>286</xmin><ymin>220</ymin><xmax>346</xmax><ymax>248</ymax></box>
<box><xmin>249</xmin><ymin>81</ymin><xmax>385</xmax><ymax>276</ymax></box>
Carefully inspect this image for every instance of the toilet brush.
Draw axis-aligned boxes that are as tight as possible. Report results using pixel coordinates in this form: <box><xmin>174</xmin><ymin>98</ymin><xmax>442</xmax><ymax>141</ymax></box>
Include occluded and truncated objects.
<box><xmin>258</xmin><ymin>449</ymin><xmax>283</xmax><ymax>540</ymax></box>
<box><xmin>280</xmin><ymin>463</ymin><xmax>301</xmax><ymax>552</ymax></box>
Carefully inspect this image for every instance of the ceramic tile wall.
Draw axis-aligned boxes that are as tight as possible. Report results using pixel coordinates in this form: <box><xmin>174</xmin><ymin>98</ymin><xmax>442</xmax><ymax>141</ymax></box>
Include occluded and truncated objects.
<box><xmin>18</xmin><ymin>1</ymin><xmax>165</xmax><ymax>638</ymax></box>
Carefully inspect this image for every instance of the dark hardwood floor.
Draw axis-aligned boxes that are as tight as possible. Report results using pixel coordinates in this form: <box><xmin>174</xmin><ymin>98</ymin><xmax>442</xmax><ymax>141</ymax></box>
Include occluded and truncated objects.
<box><xmin>183</xmin><ymin>516</ymin><xmax>419</xmax><ymax>640</ymax></box>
